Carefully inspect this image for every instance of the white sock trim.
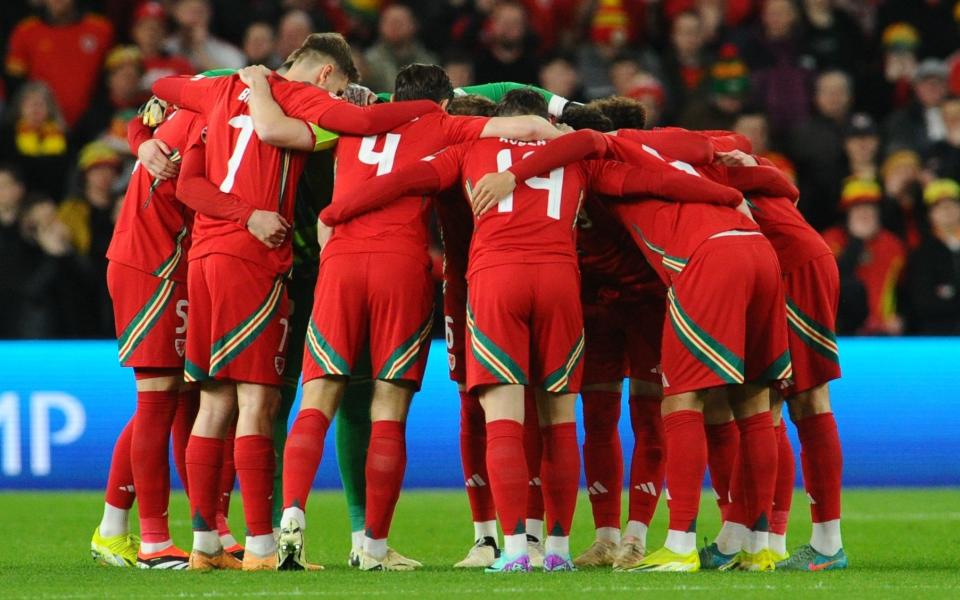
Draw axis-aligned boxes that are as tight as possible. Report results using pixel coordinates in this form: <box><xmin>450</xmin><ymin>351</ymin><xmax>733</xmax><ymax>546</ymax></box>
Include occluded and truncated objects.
<box><xmin>98</xmin><ymin>503</ymin><xmax>129</xmax><ymax>538</ymax></box>
<box><xmin>474</xmin><ymin>520</ymin><xmax>498</xmax><ymax>542</ymax></box>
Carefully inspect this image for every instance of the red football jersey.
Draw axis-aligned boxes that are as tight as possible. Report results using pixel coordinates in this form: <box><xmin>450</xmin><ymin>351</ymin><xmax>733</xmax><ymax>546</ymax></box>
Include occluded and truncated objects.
<box><xmin>427</xmin><ymin>138</ymin><xmax>639</xmax><ymax>277</ymax></box>
<box><xmin>323</xmin><ymin>111</ymin><xmax>488</xmax><ymax>264</ymax></box>
<box><xmin>578</xmin><ymin>195</ymin><xmax>664</xmax><ymax>304</ymax></box>
<box><xmin>106</xmin><ymin>108</ymin><xmax>200</xmax><ymax>282</ymax></box>
<box><xmin>435</xmin><ymin>187</ymin><xmax>474</xmax><ymax>284</ymax></box>
<box><xmin>749</xmin><ymin>195</ymin><xmax>832</xmax><ymax>274</ymax></box>
<box><xmin>169</xmin><ymin>73</ymin><xmax>355</xmax><ymax>274</ymax></box>
<box><xmin>607</xmin><ymin>137</ymin><xmax>757</xmax><ymax>286</ymax></box>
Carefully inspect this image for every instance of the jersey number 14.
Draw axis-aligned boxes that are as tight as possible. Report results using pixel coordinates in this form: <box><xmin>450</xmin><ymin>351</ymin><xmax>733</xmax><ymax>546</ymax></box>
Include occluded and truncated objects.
<box><xmin>494</xmin><ymin>149</ymin><xmax>565</xmax><ymax>219</ymax></box>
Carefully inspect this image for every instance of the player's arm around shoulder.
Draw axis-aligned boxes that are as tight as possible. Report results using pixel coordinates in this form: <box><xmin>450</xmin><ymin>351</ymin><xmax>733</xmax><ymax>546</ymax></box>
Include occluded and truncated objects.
<box><xmin>240</xmin><ymin>66</ymin><xmax>318</xmax><ymax>152</ymax></box>
<box><xmin>480</xmin><ymin>115</ymin><xmax>560</xmax><ymax>142</ymax></box>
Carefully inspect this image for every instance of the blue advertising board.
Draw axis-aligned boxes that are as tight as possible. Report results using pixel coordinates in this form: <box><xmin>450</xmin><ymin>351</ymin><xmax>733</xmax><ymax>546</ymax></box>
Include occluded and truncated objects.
<box><xmin>0</xmin><ymin>338</ymin><xmax>958</xmax><ymax>489</ymax></box>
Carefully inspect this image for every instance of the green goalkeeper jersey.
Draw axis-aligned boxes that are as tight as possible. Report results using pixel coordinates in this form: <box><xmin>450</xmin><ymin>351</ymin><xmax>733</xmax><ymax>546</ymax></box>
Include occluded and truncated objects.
<box><xmin>375</xmin><ymin>82</ymin><xmax>570</xmax><ymax>117</ymax></box>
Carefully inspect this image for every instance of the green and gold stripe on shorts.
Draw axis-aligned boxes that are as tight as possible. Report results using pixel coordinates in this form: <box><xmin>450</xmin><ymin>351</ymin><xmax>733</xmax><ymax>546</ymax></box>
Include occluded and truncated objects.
<box><xmin>209</xmin><ymin>279</ymin><xmax>284</xmax><ymax>376</ymax></box>
<box><xmin>756</xmin><ymin>350</ymin><xmax>793</xmax><ymax>382</ymax></box>
<box><xmin>630</xmin><ymin>224</ymin><xmax>688</xmax><ymax>273</ymax></box>
<box><xmin>305</xmin><ymin>319</ymin><xmax>351</xmax><ymax>376</ymax></box>
<box><xmin>377</xmin><ymin>309</ymin><xmax>434</xmax><ymax>381</ymax></box>
<box><xmin>467</xmin><ymin>303</ymin><xmax>528</xmax><ymax>385</ymax></box>
<box><xmin>542</xmin><ymin>330</ymin><xmax>585</xmax><ymax>393</ymax></box>
<box><xmin>667</xmin><ymin>287</ymin><xmax>744</xmax><ymax>384</ymax></box>
<box><xmin>785</xmin><ymin>298</ymin><xmax>840</xmax><ymax>364</ymax></box>
<box><xmin>117</xmin><ymin>278</ymin><xmax>178</xmax><ymax>364</ymax></box>
<box><xmin>152</xmin><ymin>227</ymin><xmax>188</xmax><ymax>280</ymax></box>
<box><xmin>183</xmin><ymin>358</ymin><xmax>208</xmax><ymax>383</ymax></box>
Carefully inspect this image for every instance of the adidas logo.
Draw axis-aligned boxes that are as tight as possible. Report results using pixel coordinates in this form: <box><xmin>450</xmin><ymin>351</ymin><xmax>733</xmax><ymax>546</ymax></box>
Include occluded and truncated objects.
<box><xmin>120</xmin><ymin>485</ymin><xmax>135</xmax><ymax>493</ymax></box>
<box><xmin>664</xmin><ymin>487</ymin><xmax>672</xmax><ymax>501</ymax></box>
<box><xmin>587</xmin><ymin>481</ymin><xmax>609</xmax><ymax>495</ymax></box>
<box><xmin>807</xmin><ymin>492</ymin><xmax>817</xmax><ymax>505</ymax></box>
<box><xmin>634</xmin><ymin>481</ymin><xmax>657</xmax><ymax>496</ymax></box>
<box><xmin>529</xmin><ymin>477</ymin><xmax>542</xmax><ymax>487</ymax></box>
<box><xmin>465</xmin><ymin>474</ymin><xmax>487</xmax><ymax>488</ymax></box>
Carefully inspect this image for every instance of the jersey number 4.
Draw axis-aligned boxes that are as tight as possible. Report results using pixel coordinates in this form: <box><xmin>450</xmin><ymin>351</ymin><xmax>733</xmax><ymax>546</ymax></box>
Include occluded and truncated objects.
<box><xmin>494</xmin><ymin>149</ymin><xmax>565</xmax><ymax>219</ymax></box>
<box><xmin>359</xmin><ymin>133</ymin><xmax>402</xmax><ymax>175</ymax></box>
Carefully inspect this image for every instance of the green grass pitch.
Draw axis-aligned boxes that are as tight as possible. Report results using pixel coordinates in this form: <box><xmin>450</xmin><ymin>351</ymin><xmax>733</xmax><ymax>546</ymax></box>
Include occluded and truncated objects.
<box><xmin>2</xmin><ymin>488</ymin><xmax>958</xmax><ymax>598</ymax></box>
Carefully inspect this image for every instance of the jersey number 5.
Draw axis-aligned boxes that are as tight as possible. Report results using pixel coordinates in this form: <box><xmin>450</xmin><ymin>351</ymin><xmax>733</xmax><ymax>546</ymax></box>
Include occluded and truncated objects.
<box><xmin>494</xmin><ymin>149</ymin><xmax>564</xmax><ymax>219</ymax></box>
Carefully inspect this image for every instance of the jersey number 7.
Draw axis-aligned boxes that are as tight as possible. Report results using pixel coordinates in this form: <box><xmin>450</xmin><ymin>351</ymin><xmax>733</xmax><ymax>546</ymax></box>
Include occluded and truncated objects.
<box><xmin>494</xmin><ymin>149</ymin><xmax>565</xmax><ymax>219</ymax></box>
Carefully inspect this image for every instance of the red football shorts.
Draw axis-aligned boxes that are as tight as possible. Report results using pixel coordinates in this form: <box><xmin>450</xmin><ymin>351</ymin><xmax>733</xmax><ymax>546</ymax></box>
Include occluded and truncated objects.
<box><xmin>443</xmin><ymin>269</ymin><xmax>468</xmax><ymax>384</ymax></box>
<box><xmin>107</xmin><ymin>261</ymin><xmax>188</xmax><ymax>369</ymax></box>
<box><xmin>582</xmin><ymin>299</ymin><xmax>664</xmax><ymax>386</ymax></box>
<box><xmin>661</xmin><ymin>234</ymin><xmax>791</xmax><ymax>396</ymax></box>
<box><xmin>184</xmin><ymin>254</ymin><xmax>289</xmax><ymax>386</ymax></box>
<box><xmin>466</xmin><ymin>263</ymin><xmax>584</xmax><ymax>394</ymax></box>
<box><xmin>782</xmin><ymin>253</ymin><xmax>841</xmax><ymax>396</ymax></box>
<box><xmin>303</xmin><ymin>253</ymin><xmax>434</xmax><ymax>387</ymax></box>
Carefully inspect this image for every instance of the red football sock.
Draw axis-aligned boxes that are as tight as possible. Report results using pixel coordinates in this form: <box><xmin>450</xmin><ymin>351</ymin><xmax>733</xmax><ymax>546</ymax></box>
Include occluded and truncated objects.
<box><xmin>523</xmin><ymin>388</ymin><xmax>544</xmax><ymax>523</ymax></box>
<box><xmin>486</xmin><ymin>419</ymin><xmax>529</xmax><ymax>537</ymax></box>
<box><xmin>541</xmin><ymin>422</ymin><xmax>580</xmax><ymax>537</ymax></box>
<box><xmin>104</xmin><ymin>417</ymin><xmax>135</xmax><ymax>509</ymax></box>
<box><xmin>235</xmin><ymin>435</ymin><xmax>275</xmax><ymax>537</ymax></box>
<box><xmin>796</xmin><ymin>412</ymin><xmax>843</xmax><ymax>523</ymax></box>
<box><xmin>186</xmin><ymin>435</ymin><xmax>223</xmax><ymax>531</ymax></box>
<box><xmin>628</xmin><ymin>394</ymin><xmax>664</xmax><ymax>525</ymax></box>
<box><xmin>172</xmin><ymin>389</ymin><xmax>199</xmax><ymax>497</ymax></box>
<box><xmin>582</xmin><ymin>391</ymin><xmax>622</xmax><ymax>529</ymax></box>
<box><xmin>705</xmin><ymin>420</ymin><xmax>740</xmax><ymax>522</ymax></box>
<box><xmin>662</xmin><ymin>410</ymin><xmax>706</xmax><ymax>532</ymax></box>
<box><xmin>736</xmin><ymin>411</ymin><xmax>777</xmax><ymax>531</ymax></box>
<box><xmin>364</xmin><ymin>420</ymin><xmax>407</xmax><ymax>539</ymax></box>
<box><xmin>216</xmin><ymin>425</ymin><xmax>236</xmax><ymax>537</ymax></box>
<box><xmin>281</xmin><ymin>408</ymin><xmax>331</xmax><ymax>510</ymax></box>
<box><xmin>771</xmin><ymin>421</ymin><xmax>795</xmax><ymax>535</ymax></box>
<box><xmin>131</xmin><ymin>390</ymin><xmax>179</xmax><ymax>543</ymax></box>
<box><xmin>459</xmin><ymin>390</ymin><xmax>495</xmax><ymax>523</ymax></box>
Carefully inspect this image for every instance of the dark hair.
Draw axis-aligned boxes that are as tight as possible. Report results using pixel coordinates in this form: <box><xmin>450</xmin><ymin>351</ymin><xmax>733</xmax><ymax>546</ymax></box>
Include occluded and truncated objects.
<box><xmin>588</xmin><ymin>96</ymin><xmax>647</xmax><ymax>130</ymax></box>
<box><xmin>496</xmin><ymin>88</ymin><xmax>549</xmax><ymax>119</ymax></box>
<box><xmin>447</xmin><ymin>94</ymin><xmax>496</xmax><ymax>117</ymax></box>
<box><xmin>559</xmin><ymin>105</ymin><xmax>613</xmax><ymax>132</ymax></box>
<box><xmin>289</xmin><ymin>33</ymin><xmax>359</xmax><ymax>82</ymax></box>
<box><xmin>394</xmin><ymin>63</ymin><xmax>454</xmax><ymax>104</ymax></box>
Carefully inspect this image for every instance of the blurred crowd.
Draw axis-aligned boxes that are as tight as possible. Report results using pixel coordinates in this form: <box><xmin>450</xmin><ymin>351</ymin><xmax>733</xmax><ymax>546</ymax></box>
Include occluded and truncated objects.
<box><xmin>2</xmin><ymin>0</ymin><xmax>960</xmax><ymax>338</ymax></box>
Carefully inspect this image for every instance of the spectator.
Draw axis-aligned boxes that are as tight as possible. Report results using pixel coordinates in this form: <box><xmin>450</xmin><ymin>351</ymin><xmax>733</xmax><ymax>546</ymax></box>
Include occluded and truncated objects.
<box><xmin>799</xmin><ymin>0</ymin><xmax>864</xmax><ymax>73</ymax></box>
<box><xmin>0</xmin><ymin>82</ymin><xmax>70</xmax><ymax>202</ymax></box>
<box><xmin>743</xmin><ymin>0</ymin><xmax>813</xmax><ymax>134</ymax></box>
<box><xmin>577</xmin><ymin>1</ymin><xmax>655</xmax><ymax>99</ymax></box>
<box><xmin>58</xmin><ymin>142</ymin><xmax>120</xmax><ymax>257</ymax></box>
<box><xmin>790</xmin><ymin>69</ymin><xmax>854</xmax><ymax>229</ymax></box>
<box><xmin>905</xmin><ymin>178</ymin><xmax>960</xmax><ymax>334</ymax></box>
<box><xmin>73</xmin><ymin>47</ymin><xmax>147</xmax><ymax>153</ymax></box>
<box><xmin>18</xmin><ymin>196</ymin><xmax>92</xmax><ymax>338</ymax></box>
<box><xmin>659</xmin><ymin>11</ymin><xmax>712</xmax><ymax>124</ymax></box>
<box><xmin>165</xmin><ymin>0</ymin><xmax>245</xmax><ymax>72</ymax></box>
<box><xmin>823</xmin><ymin>178</ymin><xmax>906</xmax><ymax>335</ymax></box>
<box><xmin>243</xmin><ymin>21</ymin><xmax>281</xmax><ymax>69</ymax></box>
<box><xmin>275</xmin><ymin>10</ymin><xmax>314</xmax><ymax>65</ymax></box>
<box><xmin>859</xmin><ymin>22</ymin><xmax>919</xmax><ymax>117</ymax></box>
<box><xmin>733</xmin><ymin>110</ymin><xmax>796</xmax><ymax>181</ymax></box>
<box><xmin>844</xmin><ymin>112</ymin><xmax>880</xmax><ymax>181</ymax></box>
<box><xmin>925</xmin><ymin>96</ymin><xmax>960</xmax><ymax>180</ymax></box>
<box><xmin>539</xmin><ymin>55</ymin><xmax>583</xmax><ymax>102</ymax></box>
<box><xmin>878</xmin><ymin>0</ymin><xmax>960</xmax><ymax>60</ymax></box>
<box><xmin>4</xmin><ymin>0</ymin><xmax>114</xmax><ymax>128</ymax></box>
<box><xmin>57</xmin><ymin>142</ymin><xmax>120</xmax><ymax>337</ymax></box>
<box><xmin>132</xmin><ymin>2</ymin><xmax>194</xmax><ymax>91</ymax></box>
<box><xmin>364</xmin><ymin>4</ymin><xmax>438</xmax><ymax>93</ymax></box>
<box><xmin>443</xmin><ymin>53</ymin><xmax>474</xmax><ymax>89</ymax></box>
<box><xmin>883</xmin><ymin>58</ymin><xmax>949</xmax><ymax>155</ymax></box>
<box><xmin>625</xmin><ymin>74</ymin><xmax>666</xmax><ymax>128</ymax></box>
<box><xmin>880</xmin><ymin>149</ymin><xmax>926</xmax><ymax>248</ymax></box>
<box><xmin>680</xmin><ymin>44</ymin><xmax>750</xmax><ymax>132</ymax></box>
<box><xmin>473</xmin><ymin>1</ymin><xmax>541</xmax><ymax>85</ymax></box>
<box><xmin>0</xmin><ymin>165</ymin><xmax>27</xmax><ymax>337</ymax></box>
<box><xmin>662</xmin><ymin>0</ymin><xmax>756</xmax><ymax>38</ymax></box>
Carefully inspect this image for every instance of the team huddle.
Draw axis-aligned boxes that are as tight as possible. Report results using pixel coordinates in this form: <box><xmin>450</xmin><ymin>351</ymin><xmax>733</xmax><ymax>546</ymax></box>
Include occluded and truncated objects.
<box><xmin>89</xmin><ymin>32</ymin><xmax>847</xmax><ymax>574</ymax></box>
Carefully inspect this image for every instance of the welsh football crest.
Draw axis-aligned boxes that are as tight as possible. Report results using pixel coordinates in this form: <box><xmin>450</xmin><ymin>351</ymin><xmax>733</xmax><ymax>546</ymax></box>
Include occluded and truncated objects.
<box><xmin>175</xmin><ymin>338</ymin><xmax>186</xmax><ymax>357</ymax></box>
<box><xmin>275</xmin><ymin>356</ymin><xmax>286</xmax><ymax>375</ymax></box>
